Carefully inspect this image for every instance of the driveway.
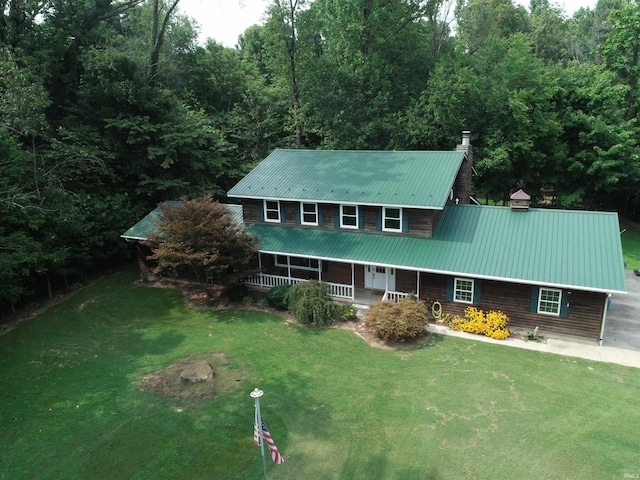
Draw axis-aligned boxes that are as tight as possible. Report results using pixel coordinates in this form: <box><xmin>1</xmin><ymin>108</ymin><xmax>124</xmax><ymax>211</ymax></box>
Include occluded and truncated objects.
<box><xmin>602</xmin><ymin>270</ymin><xmax>640</xmax><ymax>351</ymax></box>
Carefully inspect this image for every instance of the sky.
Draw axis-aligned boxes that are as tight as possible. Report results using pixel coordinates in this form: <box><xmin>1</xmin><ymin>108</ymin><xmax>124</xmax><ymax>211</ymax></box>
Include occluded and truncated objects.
<box><xmin>178</xmin><ymin>0</ymin><xmax>598</xmax><ymax>48</ymax></box>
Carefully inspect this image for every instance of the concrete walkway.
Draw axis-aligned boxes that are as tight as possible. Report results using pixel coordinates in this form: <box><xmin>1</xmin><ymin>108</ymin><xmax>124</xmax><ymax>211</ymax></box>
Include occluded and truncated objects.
<box><xmin>426</xmin><ymin>323</ymin><xmax>640</xmax><ymax>369</ymax></box>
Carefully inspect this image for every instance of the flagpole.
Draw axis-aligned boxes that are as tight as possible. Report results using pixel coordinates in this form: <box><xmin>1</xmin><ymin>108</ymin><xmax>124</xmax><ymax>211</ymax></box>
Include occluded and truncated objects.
<box><xmin>251</xmin><ymin>388</ymin><xmax>268</xmax><ymax>480</ymax></box>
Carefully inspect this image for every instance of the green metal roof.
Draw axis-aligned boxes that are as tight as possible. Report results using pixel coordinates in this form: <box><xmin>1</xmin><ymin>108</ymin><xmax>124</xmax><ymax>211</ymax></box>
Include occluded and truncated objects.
<box><xmin>249</xmin><ymin>204</ymin><xmax>627</xmax><ymax>294</ymax></box>
<box><xmin>227</xmin><ymin>149</ymin><xmax>466</xmax><ymax>209</ymax></box>
<box><xmin>121</xmin><ymin>203</ymin><xmax>243</xmax><ymax>241</ymax></box>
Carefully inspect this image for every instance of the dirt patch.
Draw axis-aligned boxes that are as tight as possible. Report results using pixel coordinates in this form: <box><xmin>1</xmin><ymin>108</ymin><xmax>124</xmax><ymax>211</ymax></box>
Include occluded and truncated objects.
<box><xmin>139</xmin><ymin>353</ymin><xmax>243</xmax><ymax>403</ymax></box>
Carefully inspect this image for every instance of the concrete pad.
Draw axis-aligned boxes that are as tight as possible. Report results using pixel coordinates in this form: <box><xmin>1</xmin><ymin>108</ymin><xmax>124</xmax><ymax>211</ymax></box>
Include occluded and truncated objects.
<box><xmin>599</xmin><ymin>346</ymin><xmax>640</xmax><ymax>369</ymax></box>
<box><xmin>603</xmin><ymin>270</ymin><xmax>640</xmax><ymax>350</ymax></box>
<box><xmin>545</xmin><ymin>338</ymin><xmax>601</xmax><ymax>362</ymax></box>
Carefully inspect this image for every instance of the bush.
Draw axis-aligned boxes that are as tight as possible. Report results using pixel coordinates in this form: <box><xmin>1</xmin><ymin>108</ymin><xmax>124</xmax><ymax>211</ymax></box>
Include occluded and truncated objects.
<box><xmin>267</xmin><ymin>284</ymin><xmax>292</xmax><ymax>310</ymax></box>
<box><xmin>285</xmin><ymin>281</ymin><xmax>338</xmax><ymax>326</ymax></box>
<box><xmin>339</xmin><ymin>304</ymin><xmax>358</xmax><ymax>321</ymax></box>
<box><xmin>226</xmin><ymin>283</ymin><xmax>248</xmax><ymax>302</ymax></box>
<box><xmin>444</xmin><ymin>306</ymin><xmax>511</xmax><ymax>339</ymax></box>
<box><xmin>364</xmin><ymin>299</ymin><xmax>429</xmax><ymax>342</ymax></box>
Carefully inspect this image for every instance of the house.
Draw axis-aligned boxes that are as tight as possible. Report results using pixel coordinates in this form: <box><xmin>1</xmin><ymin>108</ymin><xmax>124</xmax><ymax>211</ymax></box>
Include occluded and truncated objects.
<box><xmin>225</xmin><ymin>133</ymin><xmax>626</xmax><ymax>343</ymax></box>
<box><xmin>123</xmin><ymin>132</ymin><xmax>627</xmax><ymax>343</ymax></box>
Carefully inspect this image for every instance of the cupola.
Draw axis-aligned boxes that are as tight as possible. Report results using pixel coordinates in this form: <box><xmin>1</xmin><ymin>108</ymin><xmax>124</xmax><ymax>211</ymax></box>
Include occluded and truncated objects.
<box><xmin>510</xmin><ymin>189</ymin><xmax>531</xmax><ymax>211</ymax></box>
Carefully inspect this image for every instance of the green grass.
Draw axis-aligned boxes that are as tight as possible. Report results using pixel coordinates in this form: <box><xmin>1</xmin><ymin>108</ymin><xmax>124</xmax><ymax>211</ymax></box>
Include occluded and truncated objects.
<box><xmin>621</xmin><ymin>218</ymin><xmax>640</xmax><ymax>270</ymax></box>
<box><xmin>2</xmin><ymin>267</ymin><xmax>640</xmax><ymax>479</ymax></box>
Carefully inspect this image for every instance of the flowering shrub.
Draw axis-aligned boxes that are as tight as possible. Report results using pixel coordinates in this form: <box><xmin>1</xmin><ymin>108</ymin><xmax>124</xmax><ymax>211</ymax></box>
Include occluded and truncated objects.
<box><xmin>445</xmin><ymin>306</ymin><xmax>511</xmax><ymax>340</ymax></box>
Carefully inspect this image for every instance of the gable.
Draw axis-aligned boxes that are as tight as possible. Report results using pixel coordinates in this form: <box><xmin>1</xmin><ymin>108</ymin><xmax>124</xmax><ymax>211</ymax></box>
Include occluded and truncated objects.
<box><xmin>227</xmin><ymin>149</ymin><xmax>466</xmax><ymax>209</ymax></box>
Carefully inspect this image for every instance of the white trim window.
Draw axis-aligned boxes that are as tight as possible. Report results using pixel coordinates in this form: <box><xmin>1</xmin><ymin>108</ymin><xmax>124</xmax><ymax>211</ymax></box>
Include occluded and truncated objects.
<box><xmin>538</xmin><ymin>288</ymin><xmax>561</xmax><ymax>315</ymax></box>
<box><xmin>454</xmin><ymin>277</ymin><xmax>474</xmax><ymax>304</ymax></box>
<box><xmin>275</xmin><ymin>255</ymin><xmax>320</xmax><ymax>271</ymax></box>
<box><xmin>301</xmin><ymin>202</ymin><xmax>318</xmax><ymax>225</ymax></box>
<box><xmin>264</xmin><ymin>200</ymin><xmax>281</xmax><ymax>223</ymax></box>
<box><xmin>383</xmin><ymin>207</ymin><xmax>402</xmax><ymax>232</ymax></box>
<box><xmin>340</xmin><ymin>205</ymin><xmax>358</xmax><ymax>229</ymax></box>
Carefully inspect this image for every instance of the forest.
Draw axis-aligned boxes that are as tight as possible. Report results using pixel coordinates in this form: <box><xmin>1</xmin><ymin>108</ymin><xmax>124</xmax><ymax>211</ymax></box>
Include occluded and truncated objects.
<box><xmin>1</xmin><ymin>0</ymin><xmax>639</xmax><ymax>311</ymax></box>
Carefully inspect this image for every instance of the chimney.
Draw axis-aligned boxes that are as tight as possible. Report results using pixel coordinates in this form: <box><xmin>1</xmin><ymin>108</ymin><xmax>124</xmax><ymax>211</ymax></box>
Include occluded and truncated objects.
<box><xmin>454</xmin><ymin>130</ymin><xmax>473</xmax><ymax>205</ymax></box>
<box><xmin>510</xmin><ymin>189</ymin><xmax>531</xmax><ymax>211</ymax></box>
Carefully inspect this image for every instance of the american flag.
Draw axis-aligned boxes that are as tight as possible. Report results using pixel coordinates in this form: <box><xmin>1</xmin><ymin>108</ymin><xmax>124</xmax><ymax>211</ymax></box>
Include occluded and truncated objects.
<box><xmin>254</xmin><ymin>417</ymin><xmax>284</xmax><ymax>464</ymax></box>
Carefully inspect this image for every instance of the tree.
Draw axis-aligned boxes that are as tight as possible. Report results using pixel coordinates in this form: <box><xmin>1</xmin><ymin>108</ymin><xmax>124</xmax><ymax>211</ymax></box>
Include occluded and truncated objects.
<box><xmin>145</xmin><ymin>196</ymin><xmax>259</xmax><ymax>285</ymax></box>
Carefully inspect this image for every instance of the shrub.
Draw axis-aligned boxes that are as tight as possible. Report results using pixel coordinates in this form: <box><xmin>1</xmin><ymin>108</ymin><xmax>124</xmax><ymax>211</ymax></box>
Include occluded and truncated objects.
<box><xmin>364</xmin><ymin>299</ymin><xmax>429</xmax><ymax>342</ymax></box>
<box><xmin>256</xmin><ymin>297</ymin><xmax>269</xmax><ymax>309</ymax></box>
<box><xmin>285</xmin><ymin>281</ymin><xmax>338</xmax><ymax>326</ymax></box>
<box><xmin>242</xmin><ymin>296</ymin><xmax>254</xmax><ymax>306</ymax></box>
<box><xmin>339</xmin><ymin>304</ymin><xmax>358</xmax><ymax>321</ymax></box>
<box><xmin>226</xmin><ymin>283</ymin><xmax>248</xmax><ymax>302</ymax></box>
<box><xmin>446</xmin><ymin>306</ymin><xmax>511</xmax><ymax>339</ymax></box>
<box><xmin>267</xmin><ymin>284</ymin><xmax>292</xmax><ymax>310</ymax></box>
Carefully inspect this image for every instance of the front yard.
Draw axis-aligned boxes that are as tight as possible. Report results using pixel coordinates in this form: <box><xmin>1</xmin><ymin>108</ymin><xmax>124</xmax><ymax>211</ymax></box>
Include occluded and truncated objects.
<box><xmin>1</xmin><ymin>267</ymin><xmax>639</xmax><ymax>479</ymax></box>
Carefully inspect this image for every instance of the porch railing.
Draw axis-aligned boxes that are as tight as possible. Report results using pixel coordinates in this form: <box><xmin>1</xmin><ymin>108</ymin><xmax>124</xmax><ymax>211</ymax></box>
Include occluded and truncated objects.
<box><xmin>382</xmin><ymin>290</ymin><xmax>411</xmax><ymax>302</ymax></box>
<box><xmin>245</xmin><ymin>273</ymin><xmax>354</xmax><ymax>300</ymax></box>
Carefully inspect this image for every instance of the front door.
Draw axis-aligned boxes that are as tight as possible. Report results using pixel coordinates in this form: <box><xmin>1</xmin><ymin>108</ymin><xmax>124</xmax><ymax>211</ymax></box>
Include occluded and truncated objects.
<box><xmin>364</xmin><ymin>265</ymin><xmax>395</xmax><ymax>291</ymax></box>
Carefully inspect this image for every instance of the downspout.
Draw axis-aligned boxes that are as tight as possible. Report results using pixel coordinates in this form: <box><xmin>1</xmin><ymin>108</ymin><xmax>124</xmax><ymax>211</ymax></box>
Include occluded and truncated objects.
<box><xmin>258</xmin><ymin>253</ymin><xmax>263</xmax><ymax>287</ymax></box>
<box><xmin>598</xmin><ymin>293</ymin><xmax>611</xmax><ymax>346</ymax></box>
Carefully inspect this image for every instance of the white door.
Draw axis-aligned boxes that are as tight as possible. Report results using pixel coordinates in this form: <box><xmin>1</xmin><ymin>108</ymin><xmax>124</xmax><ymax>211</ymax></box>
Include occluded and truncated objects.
<box><xmin>365</xmin><ymin>265</ymin><xmax>395</xmax><ymax>291</ymax></box>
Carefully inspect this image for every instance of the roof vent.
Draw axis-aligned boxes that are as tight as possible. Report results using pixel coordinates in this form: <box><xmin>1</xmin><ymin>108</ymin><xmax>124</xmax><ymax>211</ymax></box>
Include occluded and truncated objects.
<box><xmin>510</xmin><ymin>189</ymin><xmax>531</xmax><ymax>211</ymax></box>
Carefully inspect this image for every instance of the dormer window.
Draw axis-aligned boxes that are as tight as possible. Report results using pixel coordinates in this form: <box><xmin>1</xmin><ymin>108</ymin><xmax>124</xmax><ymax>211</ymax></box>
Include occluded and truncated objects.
<box><xmin>383</xmin><ymin>207</ymin><xmax>402</xmax><ymax>232</ymax></box>
<box><xmin>264</xmin><ymin>200</ymin><xmax>281</xmax><ymax>222</ymax></box>
<box><xmin>340</xmin><ymin>205</ymin><xmax>359</xmax><ymax>229</ymax></box>
<box><xmin>301</xmin><ymin>202</ymin><xmax>318</xmax><ymax>225</ymax></box>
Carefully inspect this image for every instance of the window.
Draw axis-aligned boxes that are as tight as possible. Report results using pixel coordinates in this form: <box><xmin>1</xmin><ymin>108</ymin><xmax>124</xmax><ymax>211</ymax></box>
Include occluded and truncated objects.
<box><xmin>538</xmin><ymin>288</ymin><xmax>561</xmax><ymax>315</ymax></box>
<box><xmin>264</xmin><ymin>200</ymin><xmax>280</xmax><ymax>222</ymax></box>
<box><xmin>275</xmin><ymin>255</ymin><xmax>320</xmax><ymax>271</ymax></box>
<box><xmin>301</xmin><ymin>202</ymin><xmax>318</xmax><ymax>225</ymax></box>
<box><xmin>383</xmin><ymin>207</ymin><xmax>402</xmax><ymax>232</ymax></box>
<box><xmin>454</xmin><ymin>278</ymin><xmax>474</xmax><ymax>304</ymax></box>
<box><xmin>341</xmin><ymin>205</ymin><xmax>358</xmax><ymax>229</ymax></box>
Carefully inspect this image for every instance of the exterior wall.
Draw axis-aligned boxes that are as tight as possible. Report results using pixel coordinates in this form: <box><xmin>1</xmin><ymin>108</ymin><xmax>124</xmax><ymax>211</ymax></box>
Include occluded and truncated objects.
<box><xmin>396</xmin><ymin>269</ymin><xmax>418</xmax><ymax>294</ymax></box>
<box><xmin>322</xmin><ymin>261</ymin><xmax>352</xmax><ymax>285</ymax></box>
<box><xmin>242</xmin><ymin>200</ymin><xmax>436</xmax><ymax>238</ymax></box>
<box><xmin>418</xmin><ymin>272</ymin><xmax>605</xmax><ymax>341</ymax></box>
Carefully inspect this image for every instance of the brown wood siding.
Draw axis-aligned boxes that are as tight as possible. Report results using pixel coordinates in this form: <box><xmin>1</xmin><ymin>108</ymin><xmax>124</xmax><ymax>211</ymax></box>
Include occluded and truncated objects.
<box><xmin>396</xmin><ymin>269</ymin><xmax>418</xmax><ymax>293</ymax></box>
<box><xmin>245</xmin><ymin>200</ymin><xmax>437</xmax><ymax>238</ymax></box>
<box><xmin>322</xmin><ymin>261</ymin><xmax>352</xmax><ymax>285</ymax></box>
<box><xmin>243</xmin><ymin>199</ymin><xmax>262</xmax><ymax>223</ymax></box>
<box><xmin>406</xmin><ymin>209</ymin><xmax>435</xmax><ymax>238</ymax></box>
<box><xmin>355</xmin><ymin>264</ymin><xmax>365</xmax><ymax>289</ymax></box>
<box><xmin>419</xmin><ymin>272</ymin><xmax>605</xmax><ymax>341</ymax></box>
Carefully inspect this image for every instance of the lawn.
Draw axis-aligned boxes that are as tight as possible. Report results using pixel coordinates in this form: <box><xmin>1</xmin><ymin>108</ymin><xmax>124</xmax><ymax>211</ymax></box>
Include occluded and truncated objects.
<box><xmin>1</xmin><ymin>268</ymin><xmax>639</xmax><ymax>480</ymax></box>
<box><xmin>621</xmin><ymin>217</ymin><xmax>640</xmax><ymax>270</ymax></box>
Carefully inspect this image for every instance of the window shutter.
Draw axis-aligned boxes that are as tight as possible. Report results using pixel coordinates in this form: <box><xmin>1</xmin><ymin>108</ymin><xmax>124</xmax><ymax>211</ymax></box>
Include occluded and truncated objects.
<box><xmin>322</xmin><ymin>260</ymin><xmax>328</xmax><ymax>273</ymax></box>
<box><xmin>334</xmin><ymin>205</ymin><xmax>340</xmax><ymax>227</ymax></box>
<box><xmin>295</xmin><ymin>203</ymin><xmax>301</xmax><ymax>224</ymax></box>
<box><xmin>318</xmin><ymin>205</ymin><xmax>324</xmax><ymax>226</ymax></box>
<box><xmin>560</xmin><ymin>290</ymin><xmax>569</xmax><ymax>317</ymax></box>
<box><xmin>529</xmin><ymin>287</ymin><xmax>539</xmax><ymax>312</ymax></box>
<box><xmin>445</xmin><ymin>277</ymin><xmax>454</xmax><ymax>302</ymax></box>
<box><xmin>402</xmin><ymin>208</ymin><xmax>409</xmax><ymax>233</ymax></box>
<box><xmin>259</xmin><ymin>203</ymin><xmax>264</xmax><ymax>221</ymax></box>
<box><xmin>472</xmin><ymin>280</ymin><xmax>482</xmax><ymax>306</ymax></box>
<box><xmin>375</xmin><ymin>207</ymin><xmax>382</xmax><ymax>231</ymax></box>
<box><xmin>280</xmin><ymin>202</ymin><xmax>286</xmax><ymax>222</ymax></box>
<box><xmin>358</xmin><ymin>206</ymin><xmax>365</xmax><ymax>230</ymax></box>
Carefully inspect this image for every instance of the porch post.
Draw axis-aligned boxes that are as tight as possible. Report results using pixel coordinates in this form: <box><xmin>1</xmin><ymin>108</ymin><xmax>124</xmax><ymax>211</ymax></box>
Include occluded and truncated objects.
<box><xmin>351</xmin><ymin>263</ymin><xmax>355</xmax><ymax>301</ymax></box>
<box><xmin>319</xmin><ymin>260</ymin><xmax>322</xmax><ymax>282</ymax></box>
<box><xmin>258</xmin><ymin>253</ymin><xmax>263</xmax><ymax>287</ymax></box>
<box><xmin>287</xmin><ymin>256</ymin><xmax>291</xmax><ymax>285</ymax></box>
<box><xmin>416</xmin><ymin>271</ymin><xmax>420</xmax><ymax>299</ymax></box>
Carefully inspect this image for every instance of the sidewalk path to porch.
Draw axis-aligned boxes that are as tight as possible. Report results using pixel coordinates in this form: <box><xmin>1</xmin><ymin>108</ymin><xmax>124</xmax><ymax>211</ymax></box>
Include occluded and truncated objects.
<box><xmin>425</xmin><ymin>323</ymin><xmax>640</xmax><ymax>369</ymax></box>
